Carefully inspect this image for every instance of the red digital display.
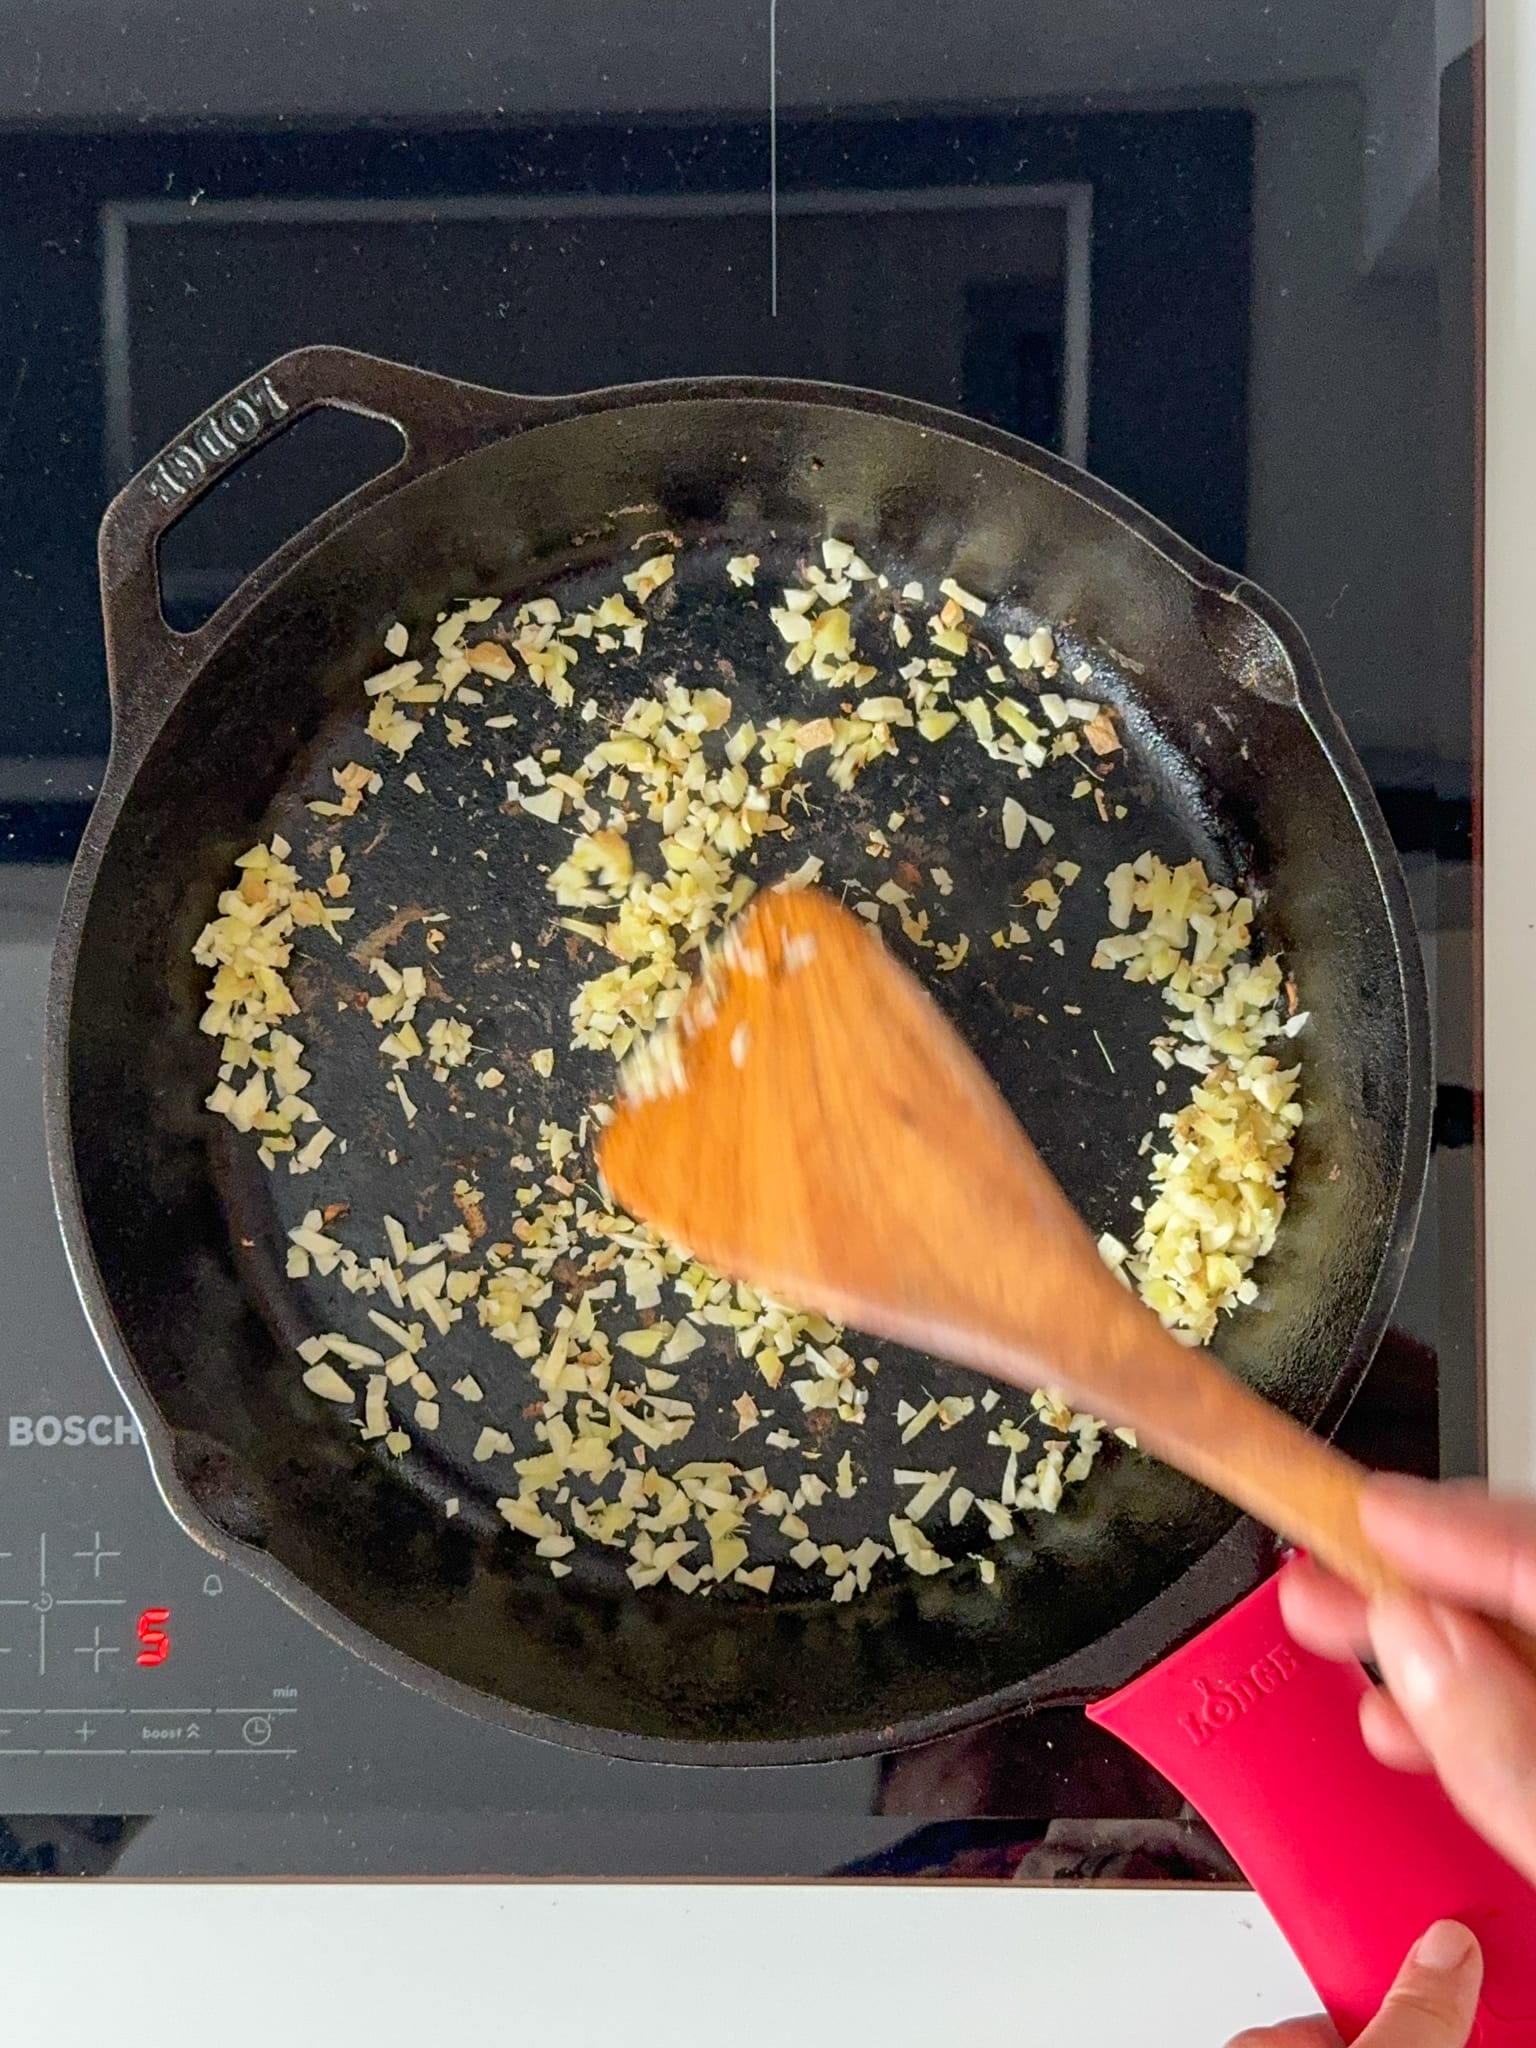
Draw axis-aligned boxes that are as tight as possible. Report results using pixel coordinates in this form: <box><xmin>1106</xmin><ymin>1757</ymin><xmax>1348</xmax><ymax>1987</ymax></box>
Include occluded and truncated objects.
<box><xmin>136</xmin><ymin>1606</ymin><xmax>170</xmax><ymax>1667</ymax></box>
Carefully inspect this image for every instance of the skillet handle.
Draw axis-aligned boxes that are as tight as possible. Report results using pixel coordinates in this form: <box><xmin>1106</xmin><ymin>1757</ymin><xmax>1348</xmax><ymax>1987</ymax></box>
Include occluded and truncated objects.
<box><xmin>97</xmin><ymin>345</ymin><xmax>556</xmax><ymax>759</ymax></box>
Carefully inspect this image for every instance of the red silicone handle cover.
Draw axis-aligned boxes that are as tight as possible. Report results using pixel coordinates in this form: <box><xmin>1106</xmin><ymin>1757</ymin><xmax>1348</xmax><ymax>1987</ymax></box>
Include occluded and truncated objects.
<box><xmin>1087</xmin><ymin>1562</ymin><xmax>1536</xmax><ymax>2045</ymax></box>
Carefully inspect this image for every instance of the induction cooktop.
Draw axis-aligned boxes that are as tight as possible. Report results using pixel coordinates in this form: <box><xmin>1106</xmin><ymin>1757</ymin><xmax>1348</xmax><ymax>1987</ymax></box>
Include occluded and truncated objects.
<box><xmin>0</xmin><ymin>0</ymin><xmax>1480</xmax><ymax>1880</ymax></box>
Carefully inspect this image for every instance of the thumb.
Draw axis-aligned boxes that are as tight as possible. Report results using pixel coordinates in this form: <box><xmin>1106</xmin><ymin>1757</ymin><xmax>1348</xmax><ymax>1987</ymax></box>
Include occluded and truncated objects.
<box><xmin>1355</xmin><ymin>1922</ymin><xmax>1482</xmax><ymax>2048</ymax></box>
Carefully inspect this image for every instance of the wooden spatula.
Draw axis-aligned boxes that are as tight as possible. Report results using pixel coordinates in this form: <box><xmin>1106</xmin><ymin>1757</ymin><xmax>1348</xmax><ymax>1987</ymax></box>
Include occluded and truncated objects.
<box><xmin>595</xmin><ymin>885</ymin><xmax>1481</xmax><ymax>1623</ymax></box>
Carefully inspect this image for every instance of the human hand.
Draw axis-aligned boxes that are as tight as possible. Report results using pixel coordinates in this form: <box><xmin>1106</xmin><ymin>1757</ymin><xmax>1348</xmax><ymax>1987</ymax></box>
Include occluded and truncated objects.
<box><xmin>1224</xmin><ymin>1920</ymin><xmax>1481</xmax><ymax>2047</ymax></box>
<box><xmin>1280</xmin><ymin>1475</ymin><xmax>1536</xmax><ymax>1887</ymax></box>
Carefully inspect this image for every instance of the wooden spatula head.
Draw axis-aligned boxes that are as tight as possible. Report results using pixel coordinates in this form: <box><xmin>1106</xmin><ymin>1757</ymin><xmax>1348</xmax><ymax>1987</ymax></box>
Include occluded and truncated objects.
<box><xmin>599</xmin><ymin>884</ymin><xmax>1170</xmax><ymax>1415</ymax></box>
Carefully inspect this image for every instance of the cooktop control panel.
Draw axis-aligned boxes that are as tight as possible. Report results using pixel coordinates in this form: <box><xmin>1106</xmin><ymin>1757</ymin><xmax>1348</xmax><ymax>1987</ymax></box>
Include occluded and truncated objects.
<box><xmin>0</xmin><ymin>1405</ymin><xmax>310</xmax><ymax>1799</ymax></box>
<box><xmin>0</xmin><ymin>1525</ymin><xmax>297</xmax><ymax>1762</ymax></box>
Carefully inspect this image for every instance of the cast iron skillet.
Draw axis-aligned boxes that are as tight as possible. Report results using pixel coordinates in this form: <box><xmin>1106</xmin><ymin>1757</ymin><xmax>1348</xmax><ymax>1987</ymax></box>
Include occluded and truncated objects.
<box><xmin>45</xmin><ymin>347</ymin><xmax>1430</xmax><ymax>1763</ymax></box>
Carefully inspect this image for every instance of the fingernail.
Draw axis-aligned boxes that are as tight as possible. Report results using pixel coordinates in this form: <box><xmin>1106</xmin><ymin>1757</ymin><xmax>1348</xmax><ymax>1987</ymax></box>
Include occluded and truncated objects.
<box><xmin>1414</xmin><ymin>1920</ymin><xmax>1477</xmax><ymax>1973</ymax></box>
<box><xmin>1369</xmin><ymin>1594</ymin><xmax>1456</xmax><ymax>1714</ymax></box>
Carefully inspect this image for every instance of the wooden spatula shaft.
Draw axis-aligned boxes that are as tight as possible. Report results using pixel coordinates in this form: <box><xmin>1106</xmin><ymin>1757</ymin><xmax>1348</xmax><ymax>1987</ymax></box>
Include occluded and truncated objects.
<box><xmin>1034</xmin><ymin>1335</ymin><xmax>1397</xmax><ymax>1597</ymax></box>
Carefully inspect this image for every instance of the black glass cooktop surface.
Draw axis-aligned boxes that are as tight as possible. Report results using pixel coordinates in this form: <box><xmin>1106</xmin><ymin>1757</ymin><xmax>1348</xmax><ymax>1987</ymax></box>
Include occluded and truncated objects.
<box><xmin>0</xmin><ymin>0</ymin><xmax>1479</xmax><ymax>1877</ymax></box>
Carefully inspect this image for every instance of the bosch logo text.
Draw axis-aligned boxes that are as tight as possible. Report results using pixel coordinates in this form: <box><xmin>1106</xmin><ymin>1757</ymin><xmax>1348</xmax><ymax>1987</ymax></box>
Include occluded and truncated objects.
<box><xmin>8</xmin><ymin>1414</ymin><xmax>141</xmax><ymax>1448</ymax></box>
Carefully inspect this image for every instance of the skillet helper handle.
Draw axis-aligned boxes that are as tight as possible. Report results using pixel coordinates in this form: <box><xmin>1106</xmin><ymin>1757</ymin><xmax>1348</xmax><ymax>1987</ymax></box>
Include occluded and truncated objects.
<box><xmin>1088</xmin><ymin>1563</ymin><xmax>1536</xmax><ymax>2046</ymax></box>
<box><xmin>97</xmin><ymin>345</ymin><xmax>552</xmax><ymax>753</ymax></box>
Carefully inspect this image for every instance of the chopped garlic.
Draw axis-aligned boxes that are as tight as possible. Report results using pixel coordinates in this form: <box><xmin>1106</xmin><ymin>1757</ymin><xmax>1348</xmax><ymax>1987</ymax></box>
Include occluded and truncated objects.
<box><xmin>938</xmin><ymin>577</ymin><xmax>986</xmax><ymax>617</ymax></box>
<box><xmin>1093</xmin><ymin>854</ymin><xmax>1300</xmax><ymax>1340</ymax></box>
<box><xmin>194</xmin><ymin>527</ymin><xmax>1297</xmax><ymax>1609</ymax></box>
<box><xmin>520</xmin><ymin>786</ymin><xmax>565</xmax><ymax>824</ymax></box>
<box><xmin>623</xmin><ymin>554</ymin><xmax>675</xmax><ymax>602</ymax></box>
<box><xmin>302</xmin><ymin>1363</ymin><xmax>354</xmax><ymax>1404</ymax></box>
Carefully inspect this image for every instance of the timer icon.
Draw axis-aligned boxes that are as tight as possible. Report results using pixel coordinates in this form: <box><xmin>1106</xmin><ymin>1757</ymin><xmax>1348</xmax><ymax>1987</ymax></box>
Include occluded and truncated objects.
<box><xmin>241</xmin><ymin>1715</ymin><xmax>273</xmax><ymax>1748</ymax></box>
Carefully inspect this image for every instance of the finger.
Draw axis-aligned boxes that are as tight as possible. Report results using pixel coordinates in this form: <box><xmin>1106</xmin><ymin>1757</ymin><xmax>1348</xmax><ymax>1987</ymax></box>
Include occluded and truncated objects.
<box><xmin>1370</xmin><ymin>1593</ymin><xmax>1536</xmax><ymax>1884</ymax></box>
<box><xmin>1280</xmin><ymin>1557</ymin><xmax>1372</xmax><ymax>1661</ymax></box>
<box><xmin>1227</xmin><ymin>1925</ymin><xmax>1484</xmax><ymax>2048</ymax></box>
<box><xmin>1225</xmin><ymin>2021</ymin><xmax>1340</xmax><ymax>2047</ymax></box>
<box><xmin>1363</xmin><ymin>1477</ymin><xmax>1536</xmax><ymax>1630</ymax></box>
<box><xmin>1354</xmin><ymin>1921</ymin><xmax>1481</xmax><ymax>2048</ymax></box>
<box><xmin>1358</xmin><ymin>1686</ymin><xmax>1435</xmax><ymax>1774</ymax></box>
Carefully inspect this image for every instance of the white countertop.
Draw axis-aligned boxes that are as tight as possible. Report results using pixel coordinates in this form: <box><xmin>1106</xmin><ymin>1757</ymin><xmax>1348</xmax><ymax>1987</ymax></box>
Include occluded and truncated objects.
<box><xmin>0</xmin><ymin>1884</ymin><xmax>1313</xmax><ymax>2046</ymax></box>
<box><xmin>1483</xmin><ymin>0</ymin><xmax>1536</xmax><ymax>1495</ymax></box>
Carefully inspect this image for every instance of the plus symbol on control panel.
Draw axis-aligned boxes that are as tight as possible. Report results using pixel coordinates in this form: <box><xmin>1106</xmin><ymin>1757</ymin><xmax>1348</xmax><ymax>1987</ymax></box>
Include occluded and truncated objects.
<box><xmin>72</xmin><ymin>1626</ymin><xmax>119</xmax><ymax>1676</ymax></box>
<box><xmin>73</xmin><ymin>1533</ymin><xmax>121</xmax><ymax>1581</ymax></box>
<box><xmin>0</xmin><ymin>1536</ymin><xmax>130</xmax><ymax>1676</ymax></box>
<box><xmin>0</xmin><ymin>1548</ymin><xmax>23</xmax><ymax>1659</ymax></box>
